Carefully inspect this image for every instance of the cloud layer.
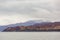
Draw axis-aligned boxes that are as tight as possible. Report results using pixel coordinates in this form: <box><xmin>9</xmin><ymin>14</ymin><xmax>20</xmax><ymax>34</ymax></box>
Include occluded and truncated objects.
<box><xmin>0</xmin><ymin>0</ymin><xmax>60</xmax><ymax>25</ymax></box>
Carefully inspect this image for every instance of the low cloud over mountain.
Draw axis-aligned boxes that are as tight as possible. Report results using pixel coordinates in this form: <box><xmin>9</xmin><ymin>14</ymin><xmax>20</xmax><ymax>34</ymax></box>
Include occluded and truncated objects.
<box><xmin>0</xmin><ymin>0</ymin><xmax>60</xmax><ymax>25</ymax></box>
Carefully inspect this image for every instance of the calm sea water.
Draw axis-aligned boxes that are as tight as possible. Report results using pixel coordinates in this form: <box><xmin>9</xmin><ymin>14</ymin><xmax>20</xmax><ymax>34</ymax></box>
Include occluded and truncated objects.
<box><xmin>0</xmin><ymin>32</ymin><xmax>60</xmax><ymax>40</ymax></box>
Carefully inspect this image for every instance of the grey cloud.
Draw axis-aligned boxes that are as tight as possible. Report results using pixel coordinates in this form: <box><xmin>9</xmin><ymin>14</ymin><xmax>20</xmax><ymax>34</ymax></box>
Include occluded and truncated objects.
<box><xmin>0</xmin><ymin>2</ymin><xmax>54</xmax><ymax>14</ymax></box>
<box><xmin>0</xmin><ymin>0</ymin><xmax>60</xmax><ymax>21</ymax></box>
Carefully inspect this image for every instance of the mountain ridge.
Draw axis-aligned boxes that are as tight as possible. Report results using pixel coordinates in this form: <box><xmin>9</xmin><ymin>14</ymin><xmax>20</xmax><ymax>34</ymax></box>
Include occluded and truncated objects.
<box><xmin>0</xmin><ymin>20</ymin><xmax>51</xmax><ymax>31</ymax></box>
<box><xmin>0</xmin><ymin>20</ymin><xmax>60</xmax><ymax>32</ymax></box>
<box><xmin>4</xmin><ymin>22</ymin><xmax>60</xmax><ymax>32</ymax></box>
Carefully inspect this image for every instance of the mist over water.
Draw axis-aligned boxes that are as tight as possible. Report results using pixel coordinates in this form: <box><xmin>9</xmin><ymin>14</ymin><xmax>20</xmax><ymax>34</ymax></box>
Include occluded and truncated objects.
<box><xmin>0</xmin><ymin>32</ymin><xmax>60</xmax><ymax>40</ymax></box>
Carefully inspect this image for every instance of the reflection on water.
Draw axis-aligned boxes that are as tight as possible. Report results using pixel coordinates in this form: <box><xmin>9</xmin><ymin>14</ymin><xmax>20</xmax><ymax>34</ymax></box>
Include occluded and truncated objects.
<box><xmin>0</xmin><ymin>32</ymin><xmax>60</xmax><ymax>40</ymax></box>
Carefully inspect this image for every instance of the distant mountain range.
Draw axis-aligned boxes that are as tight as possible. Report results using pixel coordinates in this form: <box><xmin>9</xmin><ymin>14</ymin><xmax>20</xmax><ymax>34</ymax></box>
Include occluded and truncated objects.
<box><xmin>0</xmin><ymin>20</ymin><xmax>60</xmax><ymax>32</ymax></box>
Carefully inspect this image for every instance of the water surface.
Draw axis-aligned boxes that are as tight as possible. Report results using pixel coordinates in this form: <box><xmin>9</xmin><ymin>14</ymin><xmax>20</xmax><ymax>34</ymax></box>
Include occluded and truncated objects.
<box><xmin>0</xmin><ymin>32</ymin><xmax>60</xmax><ymax>40</ymax></box>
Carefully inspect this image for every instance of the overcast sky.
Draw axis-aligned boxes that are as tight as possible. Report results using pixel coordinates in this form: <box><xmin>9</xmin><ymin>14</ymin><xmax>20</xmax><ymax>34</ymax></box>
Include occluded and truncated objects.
<box><xmin>0</xmin><ymin>0</ymin><xmax>60</xmax><ymax>25</ymax></box>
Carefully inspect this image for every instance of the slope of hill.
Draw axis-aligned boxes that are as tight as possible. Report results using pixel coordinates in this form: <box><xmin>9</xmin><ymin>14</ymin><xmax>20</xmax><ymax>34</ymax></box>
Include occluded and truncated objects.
<box><xmin>3</xmin><ymin>22</ymin><xmax>60</xmax><ymax>32</ymax></box>
<box><xmin>0</xmin><ymin>26</ymin><xmax>8</xmax><ymax>31</ymax></box>
<box><xmin>0</xmin><ymin>20</ymin><xmax>47</xmax><ymax>31</ymax></box>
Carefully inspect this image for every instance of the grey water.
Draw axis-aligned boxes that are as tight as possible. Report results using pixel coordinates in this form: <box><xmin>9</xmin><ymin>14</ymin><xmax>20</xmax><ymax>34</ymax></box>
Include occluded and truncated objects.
<box><xmin>0</xmin><ymin>32</ymin><xmax>60</xmax><ymax>40</ymax></box>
